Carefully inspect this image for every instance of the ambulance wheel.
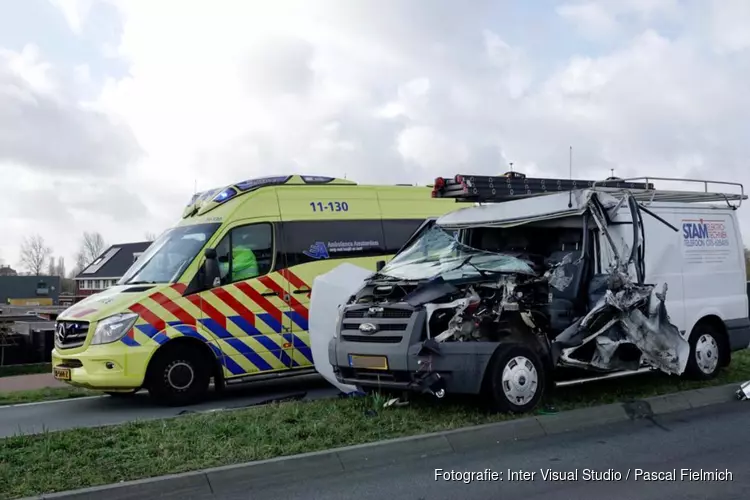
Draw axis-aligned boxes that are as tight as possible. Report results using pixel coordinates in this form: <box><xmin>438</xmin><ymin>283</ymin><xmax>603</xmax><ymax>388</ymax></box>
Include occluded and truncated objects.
<box><xmin>485</xmin><ymin>344</ymin><xmax>545</xmax><ymax>414</ymax></box>
<box><xmin>147</xmin><ymin>343</ymin><xmax>210</xmax><ymax>406</ymax></box>
<box><xmin>684</xmin><ymin>323</ymin><xmax>724</xmax><ymax>380</ymax></box>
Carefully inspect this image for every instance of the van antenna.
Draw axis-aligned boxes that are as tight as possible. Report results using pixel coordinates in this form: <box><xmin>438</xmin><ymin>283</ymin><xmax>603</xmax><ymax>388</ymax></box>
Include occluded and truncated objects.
<box><xmin>509</xmin><ymin>161</ymin><xmax>514</xmax><ymax>173</ymax></box>
<box><xmin>568</xmin><ymin>146</ymin><xmax>573</xmax><ymax>208</ymax></box>
<box><xmin>194</xmin><ymin>179</ymin><xmax>197</xmax><ymax>195</ymax></box>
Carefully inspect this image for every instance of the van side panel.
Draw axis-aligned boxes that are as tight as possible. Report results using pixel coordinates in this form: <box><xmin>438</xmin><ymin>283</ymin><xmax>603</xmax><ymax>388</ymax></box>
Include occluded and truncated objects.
<box><xmin>676</xmin><ymin>207</ymin><xmax>749</xmax><ymax>347</ymax></box>
<box><xmin>604</xmin><ymin>207</ymin><xmax>686</xmax><ymax>331</ymax></box>
<box><xmin>642</xmin><ymin>209</ymin><xmax>686</xmax><ymax>331</ymax></box>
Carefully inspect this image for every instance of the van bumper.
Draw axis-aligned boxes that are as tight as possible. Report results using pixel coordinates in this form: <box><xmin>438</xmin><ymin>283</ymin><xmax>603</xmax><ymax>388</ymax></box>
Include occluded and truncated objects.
<box><xmin>51</xmin><ymin>345</ymin><xmax>151</xmax><ymax>391</ymax></box>
<box><xmin>726</xmin><ymin>317</ymin><xmax>750</xmax><ymax>351</ymax></box>
<box><xmin>329</xmin><ymin>337</ymin><xmax>496</xmax><ymax>395</ymax></box>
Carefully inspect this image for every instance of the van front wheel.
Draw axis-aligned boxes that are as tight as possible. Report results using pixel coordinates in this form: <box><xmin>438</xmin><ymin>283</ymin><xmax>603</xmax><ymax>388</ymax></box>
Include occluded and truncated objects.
<box><xmin>485</xmin><ymin>344</ymin><xmax>546</xmax><ymax>414</ymax></box>
<box><xmin>147</xmin><ymin>343</ymin><xmax>210</xmax><ymax>406</ymax></box>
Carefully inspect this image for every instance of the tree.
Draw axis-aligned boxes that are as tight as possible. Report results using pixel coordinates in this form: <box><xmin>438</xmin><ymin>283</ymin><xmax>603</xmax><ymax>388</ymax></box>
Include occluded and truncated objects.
<box><xmin>56</xmin><ymin>256</ymin><xmax>66</xmax><ymax>278</ymax></box>
<box><xmin>75</xmin><ymin>232</ymin><xmax>107</xmax><ymax>271</ymax></box>
<box><xmin>19</xmin><ymin>234</ymin><xmax>53</xmax><ymax>276</ymax></box>
<box><xmin>144</xmin><ymin>231</ymin><xmax>157</xmax><ymax>241</ymax></box>
<box><xmin>47</xmin><ymin>258</ymin><xmax>56</xmax><ymax>276</ymax></box>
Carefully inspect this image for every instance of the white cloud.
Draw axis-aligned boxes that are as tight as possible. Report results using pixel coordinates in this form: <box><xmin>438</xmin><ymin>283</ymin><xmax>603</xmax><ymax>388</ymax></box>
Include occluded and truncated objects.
<box><xmin>706</xmin><ymin>0</ymin><xmax>750</xmax><ymax>53</ymax></box>
<box><xmin>397</xmin><ymin>126</ymin><xmax>470</xmax><ymax>170</ymax></box>
<box><xmin>48</xmin><ymin>0</ymin><xmax>95</xmax><ymax>35</ymax></box>
<box><xmin>3</xmin><ymin>0</ymin><xmax>750</xmax><ymax>273</ymax></box>
<box><xmin>556</xmin><ymin>2</ymin><xmax>621</xmax><ymax>41</ymax></box>
<box><xmin>556</xmin><ymin>0</ymin><xmax>682</xmax><ymax>40</ymax></box>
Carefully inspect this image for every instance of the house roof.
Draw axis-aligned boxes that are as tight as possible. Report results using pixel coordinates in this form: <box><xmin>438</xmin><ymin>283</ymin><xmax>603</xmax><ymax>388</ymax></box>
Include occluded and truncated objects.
<box><xmin>76</xmin><ymin>241</ymin><xmax>152</xmax><ymax>280</ymax></box>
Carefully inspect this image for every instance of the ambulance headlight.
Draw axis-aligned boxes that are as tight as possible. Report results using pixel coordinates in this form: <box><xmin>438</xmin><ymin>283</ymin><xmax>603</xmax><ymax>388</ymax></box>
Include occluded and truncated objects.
<box><xmin>92</xmin><ymin>313</ymin><xmax>140</xmax><ymax>345</ymax></box>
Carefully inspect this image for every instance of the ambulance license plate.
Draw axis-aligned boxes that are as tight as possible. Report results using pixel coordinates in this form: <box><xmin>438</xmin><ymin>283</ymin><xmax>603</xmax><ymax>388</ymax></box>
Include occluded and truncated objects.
<box><xmin>53</xmin><ymin>367</ymin><xmax>71</xmax><ymax>381</ymax></box>
<box><xmin>348</xmin><ymin>354</ymin><xmax>388</xmax><ymax>370</ymax></box>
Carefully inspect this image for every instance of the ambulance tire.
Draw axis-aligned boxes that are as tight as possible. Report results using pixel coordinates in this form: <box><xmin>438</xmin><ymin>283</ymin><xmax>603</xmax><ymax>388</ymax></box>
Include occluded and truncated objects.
<box><xmin>484</xmin><ymin>344</ymin><xmax>546</xmax><ymax>414</ymax></box>
<box><xmin>147</xmin><ymin>343</ymin><xmax>211</xmax><ymax>406</ymax></box>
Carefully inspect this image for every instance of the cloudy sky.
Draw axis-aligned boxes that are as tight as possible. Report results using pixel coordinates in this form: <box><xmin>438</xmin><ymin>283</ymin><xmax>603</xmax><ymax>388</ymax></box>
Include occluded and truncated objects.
<box><xmin>1</xmin><ymin>0</ymin><xmax>749</xmax><ymax>274</ymax></box>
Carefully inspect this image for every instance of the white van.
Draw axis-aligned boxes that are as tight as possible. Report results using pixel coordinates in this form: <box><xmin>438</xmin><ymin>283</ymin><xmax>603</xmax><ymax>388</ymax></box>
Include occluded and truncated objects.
<box><xmin>329</xmin><ymin>174</ymin><xmax>750</xmax><ymax>413</ymax></box>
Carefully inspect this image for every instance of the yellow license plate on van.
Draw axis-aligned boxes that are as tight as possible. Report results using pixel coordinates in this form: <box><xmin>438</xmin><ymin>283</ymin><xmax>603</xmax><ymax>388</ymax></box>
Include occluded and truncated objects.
<box><xmin>53</xmin><ymin>367</ymin><xmax>71</xmax><ymax>380</ymax></box>
<box><xmin>348</xmin><ymin>355</ymin><xmax>389</xmax><ymax>370</ymax></box>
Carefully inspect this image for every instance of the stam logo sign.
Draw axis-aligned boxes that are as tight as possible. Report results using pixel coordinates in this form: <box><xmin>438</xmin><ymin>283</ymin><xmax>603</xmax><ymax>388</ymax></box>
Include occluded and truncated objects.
<box><xmin>682</xmin><ymin>218</ymin><xmax>730</xmax><ymax>248</ymax></box>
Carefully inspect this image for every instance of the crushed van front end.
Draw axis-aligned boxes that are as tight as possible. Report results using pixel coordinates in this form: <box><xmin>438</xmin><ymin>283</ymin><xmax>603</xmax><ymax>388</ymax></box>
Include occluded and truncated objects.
<box><xmin>330</xmin><ymin>302</ymin><xmax>501</xmax><ymax>397</ymax></box>
<box><xmin>329</xmin><ymin>271</ymin><xmax>552</xmax><ymax>398</ymax></box>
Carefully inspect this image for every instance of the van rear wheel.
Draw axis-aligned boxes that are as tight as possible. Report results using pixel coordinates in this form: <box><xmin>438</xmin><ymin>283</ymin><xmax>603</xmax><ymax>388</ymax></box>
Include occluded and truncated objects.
<box><xmin>485</xmin><ymin>344</ymin><xmax>546</xmax><ymax>414</ymax></box>
<box><xmin>147</xmin><ymin>343</ymin><xmax>210</xmax><ymax>406</ymax></box>
<box><xmin>684</xmin><ymin>324</ymin><xmax>723</xmax><ymax>380</ymax></box>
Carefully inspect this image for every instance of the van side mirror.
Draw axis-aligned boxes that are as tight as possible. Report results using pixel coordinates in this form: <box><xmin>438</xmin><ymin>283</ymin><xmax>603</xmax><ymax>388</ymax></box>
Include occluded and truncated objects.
<box><xmin>376</xmin><ymin>260</ymin><xmax>386</xmax><ymax>272</ymax></box>
<box><xmin>204</xmin><ymin>248</ymin><xmax>221</xmax><ymax>288</ymax></box>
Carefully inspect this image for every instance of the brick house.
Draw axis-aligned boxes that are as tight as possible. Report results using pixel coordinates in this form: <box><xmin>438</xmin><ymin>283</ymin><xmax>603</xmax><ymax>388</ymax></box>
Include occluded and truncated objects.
<box><xmin>74</xmin><ymin>241</ymin><xmax>152</xmax><ymax>302</ymax></box>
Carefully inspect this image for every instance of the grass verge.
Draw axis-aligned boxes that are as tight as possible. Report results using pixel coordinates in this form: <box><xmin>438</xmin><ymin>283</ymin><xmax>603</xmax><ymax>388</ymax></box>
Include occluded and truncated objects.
<box><xmin>1</xmin><ymin>351</ymin><xmax>749</xmax><ymax>499</ymax></box>
<box><xmin>0</xmin><ymin>387</ymin><xmax>95</xmax><ymax>406</ymax></box>
<box><xmin>0</xmin><ymin>363</ymin><xmax>51</xmax><ymax>378</ymax></box>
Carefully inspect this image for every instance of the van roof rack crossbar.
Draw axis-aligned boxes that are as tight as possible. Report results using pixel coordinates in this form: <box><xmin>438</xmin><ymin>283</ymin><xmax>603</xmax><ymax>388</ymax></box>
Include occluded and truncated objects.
<box><xmin>431</xmin><ymin>173</ymin><xmax>746</xmax><ymax>208</ymax></box>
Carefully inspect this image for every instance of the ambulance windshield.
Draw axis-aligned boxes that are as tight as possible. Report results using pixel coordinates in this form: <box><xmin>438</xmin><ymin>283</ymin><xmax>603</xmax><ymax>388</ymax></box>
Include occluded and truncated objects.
<box><xmin>119</xmin><ymin>222</ymin><xmax>221</xmax><ymax>285</ymax></box>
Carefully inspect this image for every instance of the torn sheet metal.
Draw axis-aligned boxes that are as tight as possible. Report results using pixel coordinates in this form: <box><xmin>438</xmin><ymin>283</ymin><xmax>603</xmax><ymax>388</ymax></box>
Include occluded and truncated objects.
<box><xmin>555</xmin><ymin>281</ymin><xmax>689</xmax><ymax>375</ymax></box>
<box><xmin>430</xmin><ymin>289</ymin><xmax>481</xmax><ymax>342</ymax></box>
<box><xmin>545</xmin><ymin>253</ymin><xmax>576</xmax><ymax>291</ymax></box>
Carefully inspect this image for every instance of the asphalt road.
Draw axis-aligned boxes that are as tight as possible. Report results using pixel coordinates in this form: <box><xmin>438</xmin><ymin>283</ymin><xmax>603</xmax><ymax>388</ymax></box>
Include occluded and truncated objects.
<box><xmin>0</xmin><ymin>374</ymin><xmax>339</xmax><ymax>438</ymax></box>
<box><xmin>221</xmin><ymin>401</ymin><xmax>750</xmax><ymax>500</ymax></box>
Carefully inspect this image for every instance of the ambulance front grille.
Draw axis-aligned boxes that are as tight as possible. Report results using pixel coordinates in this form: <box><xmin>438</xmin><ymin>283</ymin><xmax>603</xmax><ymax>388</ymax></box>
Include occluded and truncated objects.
<box><xmin>54</xmin><ymin>321</ymin><xmax>89</xmax><ymax>349</ymax></box>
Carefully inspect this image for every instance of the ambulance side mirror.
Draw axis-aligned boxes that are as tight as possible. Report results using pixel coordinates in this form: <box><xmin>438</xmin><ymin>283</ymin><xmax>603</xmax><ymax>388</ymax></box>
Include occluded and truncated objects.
<box><xmin>376</xmin><ymin>260</ymin><xmax>386</xmax><ymax>272</ymax></box>
<box><xmin>204</xmin><ymin>248</ymin><xmax>221</xmax><ymax>288</ymax></box>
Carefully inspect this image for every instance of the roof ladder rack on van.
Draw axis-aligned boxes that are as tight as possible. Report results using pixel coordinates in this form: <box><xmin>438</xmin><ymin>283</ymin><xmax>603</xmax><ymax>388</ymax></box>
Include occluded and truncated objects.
<box><xmin>431</xmin><ymin>172</ymin><xmax>747</xmax><ymax>209</ymax></box>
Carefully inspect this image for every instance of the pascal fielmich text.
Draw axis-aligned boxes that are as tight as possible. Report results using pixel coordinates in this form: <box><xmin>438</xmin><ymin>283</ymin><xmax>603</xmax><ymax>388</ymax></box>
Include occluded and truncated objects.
<box><xmin>434</xmin><ymin>468</ymin><xmax>733</xmax><ymax>483</ymax></box>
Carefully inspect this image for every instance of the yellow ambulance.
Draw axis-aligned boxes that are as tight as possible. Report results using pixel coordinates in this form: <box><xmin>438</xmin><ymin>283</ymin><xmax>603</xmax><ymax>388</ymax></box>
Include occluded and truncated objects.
<box><xmin>51</xmin><ymin>175</ymin><xmax>457</xmax><ymax>405</ymax></box>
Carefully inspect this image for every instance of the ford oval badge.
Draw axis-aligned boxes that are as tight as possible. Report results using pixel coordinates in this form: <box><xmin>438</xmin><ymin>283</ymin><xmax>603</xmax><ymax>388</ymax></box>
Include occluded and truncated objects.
<box><xmin>358</xmin><ymin>323</ymin><xmax>378</xmax><ymax>334</ymax></box>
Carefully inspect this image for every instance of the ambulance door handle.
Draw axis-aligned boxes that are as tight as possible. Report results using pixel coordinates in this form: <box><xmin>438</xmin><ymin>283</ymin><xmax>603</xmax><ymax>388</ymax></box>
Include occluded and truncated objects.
<box><xmin>260</xmin><ymin>290</ymin><xmax>277</xmax><ymax>297</ymax></box>
<box><xmin>293</xmin><ymin>287</ymin><xmax>311</xmax><ymax>295</ymax></box>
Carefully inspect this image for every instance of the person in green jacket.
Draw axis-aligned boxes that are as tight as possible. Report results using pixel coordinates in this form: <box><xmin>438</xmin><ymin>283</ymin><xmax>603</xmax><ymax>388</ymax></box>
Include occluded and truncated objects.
<box><xmin>216</xmin><ymin>225</ymin><xmax>271</xmax><ymax>284</ymax></box>
<box><xmin>231</xmin><ymin>244</ymin><xmax>259</xmax><ymax>281</ymax></box>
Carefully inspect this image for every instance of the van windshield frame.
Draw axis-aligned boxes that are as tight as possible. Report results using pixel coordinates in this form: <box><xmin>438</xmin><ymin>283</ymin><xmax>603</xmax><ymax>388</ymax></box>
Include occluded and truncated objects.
<box><xmin>377</xmin><ymin>224</ymin><xmax>537</xmax><ymax>281</ymax></box>
<box><xmin>119</xmin><ymin>222</ymin><xmax>222</xmax><ymax>285</ymax></box>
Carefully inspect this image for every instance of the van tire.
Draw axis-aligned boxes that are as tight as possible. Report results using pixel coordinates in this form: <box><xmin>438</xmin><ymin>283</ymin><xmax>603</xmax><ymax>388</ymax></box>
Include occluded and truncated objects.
<box><xmin>146</xmin><ymin>343</ymin><xmax>210</xmax><ymax>406</ymax></box>
<box><xmin>684</xmin><ymin>323</ymin><xmax>723</xmax><ymax>380</ymax></box>
<box><xmin>484</xmin><ymin>344</ymin><xmax>546</xmax><ymax>414</ymax></box>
